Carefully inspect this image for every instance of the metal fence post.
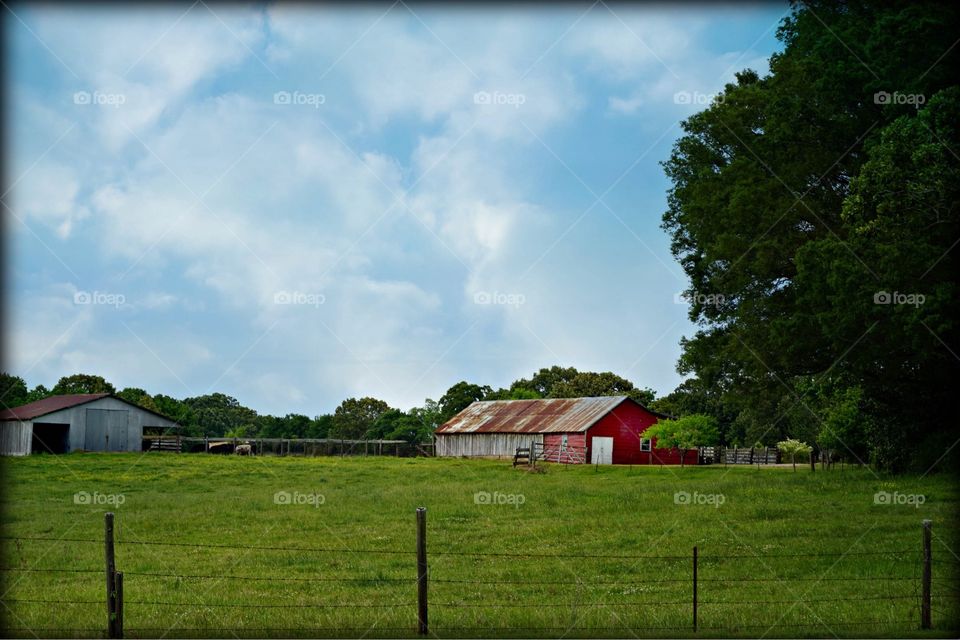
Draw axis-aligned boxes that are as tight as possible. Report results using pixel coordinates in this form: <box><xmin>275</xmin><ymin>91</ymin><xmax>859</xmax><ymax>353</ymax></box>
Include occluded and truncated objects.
<box><xmin>922</xmin><ymin>519</ymin><xmax>932</xmax><ymax>629</ymax></box>
<box><xmin>104</xmin><ymin>512</ymin><xmax>118</xmax><ymax>639</ymax></box>
<box><xmin>115</xmin><ymin>571</ymin><xmax>124</xmax><ymax>639</ymax></box>
<box><xmin>693</xmin><ymin>546</ymin><xmax>698</xmax><ymax>632</ymax></box>
<box><xmin>416</xmin><ymin>507</ymin><xmax>429</xmax><ymax>635</ymax></box>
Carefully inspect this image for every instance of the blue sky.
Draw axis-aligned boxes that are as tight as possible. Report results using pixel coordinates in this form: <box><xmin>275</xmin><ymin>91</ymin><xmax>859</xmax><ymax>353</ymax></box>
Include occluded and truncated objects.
<box><xmin>4</xmin><ymin>2</ymin><xmax>788</xmax><ymax>416</ymax></box>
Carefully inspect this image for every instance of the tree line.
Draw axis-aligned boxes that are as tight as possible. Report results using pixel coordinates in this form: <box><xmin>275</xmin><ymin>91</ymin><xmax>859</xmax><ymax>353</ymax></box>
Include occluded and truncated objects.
<box><xmin>0</xmin><ymin>367</ymin><xmax>658</xmax><ymax>444</ymax></box>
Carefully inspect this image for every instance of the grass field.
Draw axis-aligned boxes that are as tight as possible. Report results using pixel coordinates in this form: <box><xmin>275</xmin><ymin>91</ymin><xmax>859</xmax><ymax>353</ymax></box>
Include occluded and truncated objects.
<box><xmin>1</xmin><ymin>453</ymin><xmax>958</xmax><ymax>638</ymax></box>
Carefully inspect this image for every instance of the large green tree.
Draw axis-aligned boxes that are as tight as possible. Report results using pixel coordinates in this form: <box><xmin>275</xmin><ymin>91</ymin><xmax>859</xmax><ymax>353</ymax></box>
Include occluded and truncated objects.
<box><xmin>437</xmin><ymin>382</ymin><xmax>492</xmax><ymax>423</ymax></box>
<box><xmin>51</xmin><ymin>374</ymin><xmax>116</xmax><ymax>395</ymax></box>
<box><xmin>184</xmin><ymin>393</ymin><xmax>259</xmax><ymax>437</ymax></box>
<box><xmin>505</xmin><ymin>366</ymin><xmax>656</xmax><ymax>405</ymax></box>
<box><xmin>330</xmin><ymin>397</ymin><xmax>392</xmax><ymax>439</ymax></box>
<box><xmin>116</xmin><ymin>387</ymin><xmax>160</xmax><ymax>413</ymax></box>
<box><xmin>0</xmin><ymin>373</ymin><xmax>29</xmax><ymax>408</ymax></box>
<box><xmin>661</xmin><ymin>1</ymin><xmax>959</xmax><ymax>470</ymax></box>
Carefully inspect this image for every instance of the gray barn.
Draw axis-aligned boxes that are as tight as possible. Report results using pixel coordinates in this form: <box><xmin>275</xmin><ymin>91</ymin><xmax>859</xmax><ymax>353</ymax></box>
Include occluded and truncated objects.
<box><xmin>0</xmin><ymin>394</ymin><xmax>179</xmax><ymax>456</ymax></box>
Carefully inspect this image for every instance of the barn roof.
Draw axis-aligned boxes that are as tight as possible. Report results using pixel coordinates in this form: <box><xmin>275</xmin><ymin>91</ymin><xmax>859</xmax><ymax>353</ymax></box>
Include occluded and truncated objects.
<box><xmin>0</xmin><ymin>393</ymin><xmax>178</xmax><ymax>425</ymax></box>
<box><xmin>0</xmin><ymin>394</ymin><xmax>111</xmax><ymax>421</ymax></box>
<box><xmin>435</xmin><ymin>396</ymin><xmax>661</xmax><ymax>434</ymax></box>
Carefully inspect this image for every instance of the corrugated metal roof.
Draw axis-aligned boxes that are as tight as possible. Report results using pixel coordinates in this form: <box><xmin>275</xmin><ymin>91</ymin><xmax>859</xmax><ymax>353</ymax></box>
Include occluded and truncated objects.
<box><xmin>0</xmin><ymin>394</ymin><xmax>111</xmax><ymax>421</ymax></box>
<box><xmin>435</xmin><ymin>396</ymin><xmax>630</xmax><ymax>434</ymax></box>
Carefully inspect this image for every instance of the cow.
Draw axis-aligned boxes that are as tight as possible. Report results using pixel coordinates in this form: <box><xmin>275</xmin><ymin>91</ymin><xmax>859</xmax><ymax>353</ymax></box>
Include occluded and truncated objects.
<box><xmin>207</xmin><ymin>441</ymin><xmax>233</xmax><ymax>455</ymax></box>
<box><xmin>235</xmin><ymin>443</ymin><xmax>253</xmax><ymax>456</ymax></box>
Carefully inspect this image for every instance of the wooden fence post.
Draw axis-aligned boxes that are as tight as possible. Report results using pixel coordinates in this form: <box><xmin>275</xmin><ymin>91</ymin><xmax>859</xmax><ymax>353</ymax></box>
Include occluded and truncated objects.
<box><xmin>416</xmin><ymin>507</ymin><xmax>429</xmax><ymax>635</ymax></box>
<box><xmin>692</xmin><ymin>546</ymin><xmax>698</xmax><ymax>632</ymax></box>
<box><xmin>922</xmin><ymin>519</ymin><xmax>932</xmax><ymax>629</ymax></box>
<box><xmin>809</xmin><ymin>450</ymin><xmax>815</xmax><ymax>472</ymax></box>
<box><xmin>104</xmin><ymin>512</ymin><xmax>118</xmax><ymax>639</ymax></box>
<box><xmin>115</xmin><ymin>571</ymin><xmax>124</xmax><ymax>639</ymax></box>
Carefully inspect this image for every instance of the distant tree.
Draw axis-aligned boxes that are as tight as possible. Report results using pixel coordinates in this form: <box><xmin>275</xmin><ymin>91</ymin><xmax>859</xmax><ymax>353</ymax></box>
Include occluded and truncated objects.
<box><xmin>628</xmin><ymin>387</ymin><xmax>657</xmax><ymax>406</ymax></box>
<box><xmin>778</xmin><ymin>439</ymin><xmax>813</xmax><ymax>472</ymax></box>
<box><xmin>152</xmin><ymin>394</ymin><xmax>196</xmax><ymax>432</ymax></box>
<box><xmin>644</xmin><ymin>414</ymin><xmax>719</xmax><ymax>468</ymax></box>
<box><xmin>438</xmin><ymin>382</ymin><xmax>492</xmax><ymax>423</ymax></box>
<box><xmin>308</xmin><ymin>414</ymin><xmax>333</xmax><ymax>439</ymax></box>
<box><xmin>330</xmin><ymin>397</ymin><xmax>392</xmax><ymax>439</ymax></box>
<box><xmin>0</xmin><ymin>373</ymin><xmax>28</xmax><ymax>408</ymax></box>
<box><xmin>257</xmin><ymin>413</ymin><xmax>313</xmax><ymax>439</ymax></box>
<box><xmin>185</xmin><ymin>393</ymin><xmax>258</xmax><ymax>437</ymax></box>
<box><xmin>418</xmin><ymin>399</ymin><xmax>442</xmax><ymax>429</ymax></box>
<box><xmin>224</xmin><ymin>425</ymin><xmax>256</xmax><ymax>438</ymax></box>
<box><xmin>509</xmin><ymin>366</ymin><xmax>579</xmax><ymax>397</ymax></box>
<box><xmin>650</xmin><ymin>378</ymin><xmax>734</xmax><ymax>438</ymax></box>
<box><xmin>25</xmin><ymin>385</ymin><xmax>52</xmax><ymax>404</ymax></box>
<box><xmin>52</xmin><ymin>373</ymin><xmax>115</xmax><ymax>395</ymax></box>
<box><xmin>487</xmin><ymin>387</ymin><xmax>542</xmax><ymax>400</ymax></box>
<box><xmin>116</xmin><ymin>387</ymin><xmax>159</xmax><ymax>413</ymax></box>
<box><xmin>369</xmin><ymin>409</ymin><xmax>425</xmax><ymax>442</ymax></box>
<box><xmin>406</xmin><ymin>399</ymin><xmax>443</xmax><ymax>439</ymax></box>
<box><xmin>258</xmin><ymin>415</ymin><xmax>283</xmax><ymax>438</ymax></box>
<box><xmin>508</xmin><ymin>366</ymin><xmax>652</xmax><ymax>403</ymax></box>
<box><xmin>552</xmin><ymin>371</ymin><xmax>639</xmax><ymax>399</ymax></box>
<box><xmin>284</xmin><ymin>414</ymin><xmax>313</xmax><ymax>438</ymax></box>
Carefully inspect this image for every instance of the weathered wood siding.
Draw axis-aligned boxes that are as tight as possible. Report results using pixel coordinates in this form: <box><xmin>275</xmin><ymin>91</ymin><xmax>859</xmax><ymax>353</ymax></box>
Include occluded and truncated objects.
<box><xmin>436</xmin><ymin>433</ymin><xmax>543</xmax><ymax>458</ymax></box>
<box><xmin>0</xmin><ymin>421</ymin><xmax>32</xmax><ymax>456</ymax></box>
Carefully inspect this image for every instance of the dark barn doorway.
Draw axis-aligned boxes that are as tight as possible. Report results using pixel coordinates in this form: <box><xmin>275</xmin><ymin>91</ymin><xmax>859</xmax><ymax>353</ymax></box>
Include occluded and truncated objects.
<box><xmin>31</xmin><ymin>423</ymin><xmax>70</xmax><ymax>454</ymax></box>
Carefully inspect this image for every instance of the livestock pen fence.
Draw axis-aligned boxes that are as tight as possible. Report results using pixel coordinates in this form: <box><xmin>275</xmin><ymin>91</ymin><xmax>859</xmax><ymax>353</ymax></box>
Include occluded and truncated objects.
<box><xmin>1</xmin><ymin>513</ymin><xmax>956</xmax><ymax>638</ymax></box>
<box><xmin>699</xmin><ymin>447</ymin><xmax>780</xmax><ymax>465</ymax></box>
<box><xmin>142</xmin><ymin>435</ymin><xmax>434</xmax><ymax>458</ymax></box>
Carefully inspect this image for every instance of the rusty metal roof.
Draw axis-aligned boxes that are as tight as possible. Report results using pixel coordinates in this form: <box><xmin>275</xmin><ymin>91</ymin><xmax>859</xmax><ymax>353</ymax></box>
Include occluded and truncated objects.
<box><xmin>0</xmin><ymin>394</ymin><xmax>111</xmax><ymax>421</ymax></box>
<box><xmin>0</xmin><ymin>394</ymin><xmax>179</xmax><ymax>425</ymax></box>
<box><xmin>435</xmin><ymin>396</ymin><xmax>631</xmax><ymax>434</ymax></box>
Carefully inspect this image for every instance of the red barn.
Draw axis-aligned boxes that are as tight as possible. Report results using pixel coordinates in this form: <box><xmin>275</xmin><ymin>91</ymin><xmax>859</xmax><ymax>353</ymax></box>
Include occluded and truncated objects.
<box><xmin>434</xmin><ymin>396</ymin><xmax>696</xmax><ymax>465</ymax></box>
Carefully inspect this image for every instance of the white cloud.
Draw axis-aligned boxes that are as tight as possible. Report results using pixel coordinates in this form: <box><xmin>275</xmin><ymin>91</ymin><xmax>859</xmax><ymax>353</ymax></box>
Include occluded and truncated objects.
<box><xmin>12</xmin><ymin>163</ymin><xmax>88</xmax><ymax>238</ymax></box>
<box><xmin>6</xmin><ymin>4</ymin><xmax>782</xmax><ymax>413</ymax></box>
<box><xmin>31</xmin><ymin>5</ymin><xmax>265</xmax><ymax>148</ymax></box>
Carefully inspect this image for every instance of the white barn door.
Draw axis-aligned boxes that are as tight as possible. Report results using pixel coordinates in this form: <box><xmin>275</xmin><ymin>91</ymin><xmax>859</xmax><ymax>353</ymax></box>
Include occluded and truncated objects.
<box><xmin>591</xmin><ymin>436</ymin><xmax>613</xmax><ymax>464</ymax></box>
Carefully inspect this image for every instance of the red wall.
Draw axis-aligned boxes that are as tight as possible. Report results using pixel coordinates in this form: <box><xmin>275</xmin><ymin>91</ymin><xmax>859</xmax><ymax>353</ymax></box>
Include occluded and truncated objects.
<box><xmin>580</xmin><ymin>400</ymin><xmax>698</xmax><ymax>465</ymax></box>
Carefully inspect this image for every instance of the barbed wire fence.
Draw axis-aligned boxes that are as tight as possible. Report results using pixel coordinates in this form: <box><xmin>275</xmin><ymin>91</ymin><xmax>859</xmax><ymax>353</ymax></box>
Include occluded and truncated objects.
<box><xmin>0</xmin><ymin>512</ymin><xmax>955</xmax><ymax>638</ymax></box>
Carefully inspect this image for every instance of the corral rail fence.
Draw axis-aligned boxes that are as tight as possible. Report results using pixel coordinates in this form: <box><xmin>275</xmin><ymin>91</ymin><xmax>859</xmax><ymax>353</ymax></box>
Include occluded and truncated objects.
<box><xmin>0</xmin><ymin>514</ymin><xmax>955</xmax><ymax>638</ymax></box>
<box><xmin>142</xmin><ymin>435</ymin><xmax>434</xmax><ymax>458</ymax></box>
<box><xmin>521</xmin><ymin>445</ymin><xmax>837</xmax><ymax>467</ymax></box>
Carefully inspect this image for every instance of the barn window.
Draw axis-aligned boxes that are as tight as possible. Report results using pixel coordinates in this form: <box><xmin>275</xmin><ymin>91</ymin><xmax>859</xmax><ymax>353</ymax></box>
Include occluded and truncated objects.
<box><xmin>561</xmin><ymin>434</ymin><xmax>568</xmax><ymax>448</ymax></box>
<box><xmin>640</xmin><ymin>438</ymin><xmax>652</xmax><ymax>452</ymax></box>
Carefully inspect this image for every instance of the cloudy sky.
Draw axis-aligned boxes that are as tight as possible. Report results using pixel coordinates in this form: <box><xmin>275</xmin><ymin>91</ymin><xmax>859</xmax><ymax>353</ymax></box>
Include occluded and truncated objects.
<box><xmin>4</xmin><ymin>2</ymin><xmax>786</xmax><ymax>416</ymax></box>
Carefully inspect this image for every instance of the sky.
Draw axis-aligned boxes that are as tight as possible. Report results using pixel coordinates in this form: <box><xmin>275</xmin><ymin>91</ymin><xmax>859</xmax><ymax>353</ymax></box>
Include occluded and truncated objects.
<box><xmin>3</xmin><ymin>2</ymin><xmax>788</xmax><ymax>416</ymax></box>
